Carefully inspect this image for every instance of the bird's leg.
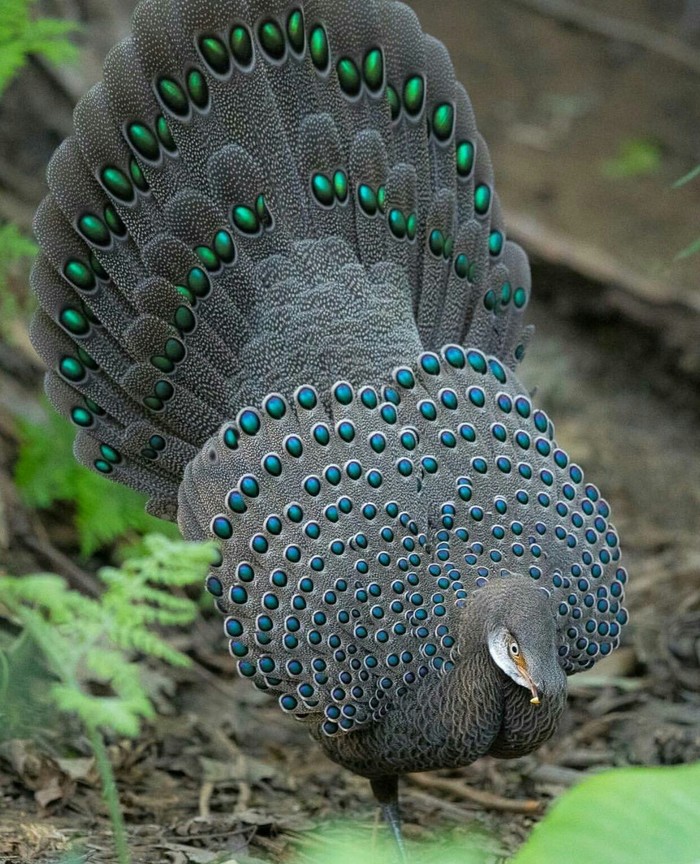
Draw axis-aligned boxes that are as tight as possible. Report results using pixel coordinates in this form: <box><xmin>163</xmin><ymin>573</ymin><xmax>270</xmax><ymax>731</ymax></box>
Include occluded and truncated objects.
<box><xmin>370</xmin><ymin>774</ymin><xmax>407</xmax><ymax>863</ymax></box>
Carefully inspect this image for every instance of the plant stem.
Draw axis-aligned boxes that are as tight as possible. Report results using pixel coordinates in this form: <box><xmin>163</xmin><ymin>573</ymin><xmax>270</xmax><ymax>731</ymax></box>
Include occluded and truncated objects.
<box><xmin>87</xmin><ymin>723</ymin><xmax>132</xmax><ymax>864</ymax></box>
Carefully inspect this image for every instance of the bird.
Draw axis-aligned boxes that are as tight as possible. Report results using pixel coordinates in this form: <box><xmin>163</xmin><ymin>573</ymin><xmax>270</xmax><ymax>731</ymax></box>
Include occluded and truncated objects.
<box><xmin>29</xmin><ymin>0</ymin><xmax>629</xmax><ymax>855</ymax></box>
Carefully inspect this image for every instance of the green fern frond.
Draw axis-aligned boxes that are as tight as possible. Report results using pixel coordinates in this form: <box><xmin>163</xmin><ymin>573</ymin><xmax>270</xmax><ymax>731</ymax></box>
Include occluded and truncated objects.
<box><xmin>0</xmin><ymin>0</ymin><xmax>80</xmax><ymax>95</ymax></box>
<box><xmin>15</xmin><ymin>410</ymin><xmax>179</xmax><ymax>555</ymax></box>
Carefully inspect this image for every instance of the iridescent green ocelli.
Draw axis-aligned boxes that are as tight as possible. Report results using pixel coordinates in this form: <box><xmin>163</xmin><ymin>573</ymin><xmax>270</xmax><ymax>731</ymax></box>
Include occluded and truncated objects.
<box><xmin>429</xmin><ymin>229</ymin><xmax>444</xmax><ymax>257</ymax></box>
<box><xmin>63</xmin><ymin>259</ymin><xmax>96</xmax><ymax>293</ymax></box>
<box><xmin>129</xmin><ymin>157</ymin><xmax>149</xmax><ymax>192</ymax></box>
<box><xmin>286</xmin><ymin>9</ymin><xmax>305</xmax><ymax>54</ymax></box>
<box><xmin>388</xmin><ymin>209</ymin><xmax>407</xmax><ymax>239</ymax></box>
<box><xmin>77</xmin><ymin>213</ymin><xmax>110</xmax><ymax>247</ymax></box>
<box><xmin>70</xmin><ymin>406</ymin><xmax>93</xmax><ymax>428</ymax></box>
<box><xmin>58</xmin><ymin>355</ymin><xmax>86</xmax><ymax>383</ymax></box>
<box><xmin>59</xmin><ymin>306</ymin><xmax>90</xmax><ymax>337</ymax></box>
<box><xmin>333</xmin><ymin>170</ymin><xmax>348</xmax><ymax>203</ymax></box>
<box><xmin>363</xmin><ymin>47</ymin><xmax>384</xmax><ymax>93</ymax></box>
<box><xmin>214</xmin><ymin>230</ymin><xmax>235</xmax><ymax>263</ymax></box>
<box><xmin>232</xmin><ymin>204</ymin><xmax>260</xmax><ymax>234</ymax></box>
<box><xmin>255</xmin><ymin>194</ymin><xmax>273</xmax><ymax>230</ymax></box>
<box><xmin>357</xmin><ymin>184</ymin><xmax>378</xmax><ymax>216</ymax></box>
<box><xmin>309</xmin><ymin>24</ymin><xmax>329</xmax><ymax>72</ymax></box>
<box><xmin>456</xmin><ymin>140</ymin><xmax>475</xmax><ymax>177</ymax></box>
<box><xmin>198</xmin><ymin>35</ymin><xmax>231</xmax><ymax>75</ymax></box>
<box><xmin>230</xmin><ymin>24</ymin><xmax>254</xmax><ymax>67</ymax></box>
<box><xmin>186</xmin><ymin>69</ymin><xmax>209</xmax><ymax>109</ymax></box>
<box><xmin>88</xmin><ymin>253</ymin><xmax>109</xmax><ymax>282</ymax></box>
<box><xmin>403</xmin><ymin>75</ymin><xmax>424</xmax><ymax>116</ymax></box>
<box><xmin>103</xmin><ymin>205</ymin><xmax>126</xmax><ymax>237</ymax></box>
<box><xmin>195</xmin><ymin>244</ymin><xmax>219</xmax><ymax>272</ymax></box>
<box><xmin>474</xmin><ymin>183</ymin><xmax>491</xmax><ymax>215</ymax></box>
<box><xmin>100</xmin><ymin>166</ymin><xmax>134</xmax><ymax>203</ymax></box>
<box><xmin>156</xmin><ymin>115</ymin><xmax>177</xmax><ymax>152</ymax></box>
<box><xmin>406</xmin><ymin>213</ymin><xmax>417</xmax><ymax>241</ymax></box>
<box><xmin>258</xmin><ymin>19</ymin><xmax>285</xmax><ymax>61</ymax></box>
<box><xmin>489</xmin><ymin>230</ymin><xmax>504</xmax><ymax>256</ymax></box>
<box><xmin>432</xmin><ymin>102</ymin><xmax>454</xmax><ymax>141</ymax></box>
<box><xmin>312</xmin><ymin>173</ymin><xmax>334</xmax><ymax>207</ymax></box>
<box><xmin>454</xmin><ymin>253</ymin><xmax>469</xmax><ymax>279</ymax></box>
<box><xmin>386</xmin><ymin>84</ymin><xmax>400</xmax><ymax>120</ymax></box>
<box><xmin>127</xmin><ymin>121</ymin><xmax>160</xmax><ymax>160</ymax></box>
<box><xmin>157</xmin><ymin>77</ymin><xmax>189</xmax><ymax>116</ymax></box>
<box><xmin>336</xmin><ymin>57</ymin><xmax>361</xmax><ymax>97</ymax></box>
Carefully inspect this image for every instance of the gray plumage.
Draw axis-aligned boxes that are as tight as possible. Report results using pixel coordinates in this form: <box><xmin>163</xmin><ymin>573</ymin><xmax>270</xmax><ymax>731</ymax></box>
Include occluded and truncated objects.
<box><xmin>29</xmin><ymin>0</ymin><xmax>628</xmax><ymax>846</ymax></box>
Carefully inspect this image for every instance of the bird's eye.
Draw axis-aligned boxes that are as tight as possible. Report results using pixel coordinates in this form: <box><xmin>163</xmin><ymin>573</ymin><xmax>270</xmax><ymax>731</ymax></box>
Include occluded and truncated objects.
<box><xmin>509</xmin><ymin>641</ymin><xmax>520</xmax><ymax>656</ymax></box>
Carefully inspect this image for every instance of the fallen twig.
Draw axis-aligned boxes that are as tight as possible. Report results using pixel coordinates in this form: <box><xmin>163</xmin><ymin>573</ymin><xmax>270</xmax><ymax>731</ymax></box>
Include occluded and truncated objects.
<box><xmin>407</xmin><ymin>772</ymin><xmax>542</xmax><ymax>813</ymax></box>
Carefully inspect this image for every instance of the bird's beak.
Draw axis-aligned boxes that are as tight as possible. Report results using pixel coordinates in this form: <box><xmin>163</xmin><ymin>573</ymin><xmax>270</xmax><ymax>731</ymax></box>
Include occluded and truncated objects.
<box><xmin>516</xmin><ymin>658</ymin><xmax>541</xmax><ymax>706</ymax></box>
<box><xmin>525</xmin><ymin>672</ymin><xmax>541</xmax><ymax>706</ymax></box>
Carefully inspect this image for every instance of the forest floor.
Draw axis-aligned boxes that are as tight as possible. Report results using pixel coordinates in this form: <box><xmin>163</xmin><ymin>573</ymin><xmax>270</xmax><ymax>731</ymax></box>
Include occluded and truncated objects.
<box><xmin>0</xmin><ymin>0</ymin><xmax>699</xmax><ymax>862</ymax></box>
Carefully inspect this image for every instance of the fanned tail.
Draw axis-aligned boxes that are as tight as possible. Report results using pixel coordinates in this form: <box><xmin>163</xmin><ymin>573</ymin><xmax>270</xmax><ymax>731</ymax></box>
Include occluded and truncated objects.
<box><xmin>31</xmin><ymin>0</ymin><xmax>532</xmax><ymax>519</ymax></box>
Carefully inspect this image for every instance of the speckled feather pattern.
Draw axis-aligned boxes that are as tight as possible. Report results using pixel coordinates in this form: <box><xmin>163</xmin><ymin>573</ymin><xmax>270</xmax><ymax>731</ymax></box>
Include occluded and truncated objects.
<box><xmin>30</xmin><ymin>0</ymin><xmax>628</xmax><ymax>773</ymax></box>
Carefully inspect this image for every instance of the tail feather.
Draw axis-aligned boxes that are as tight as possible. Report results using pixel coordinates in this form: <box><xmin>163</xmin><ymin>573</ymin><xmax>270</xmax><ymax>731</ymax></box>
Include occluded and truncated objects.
<box><xmin>30</xmin><ymin>0</ymin><xmax>532</xmax><ymax>517</ymax></box>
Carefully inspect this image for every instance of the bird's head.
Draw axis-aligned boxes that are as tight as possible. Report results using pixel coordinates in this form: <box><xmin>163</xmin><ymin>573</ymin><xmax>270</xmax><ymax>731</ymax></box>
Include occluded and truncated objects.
<box><xmin>457</xmin><ymin>575</ymin><xmax>567</xmax><ymax>705</ymax></box>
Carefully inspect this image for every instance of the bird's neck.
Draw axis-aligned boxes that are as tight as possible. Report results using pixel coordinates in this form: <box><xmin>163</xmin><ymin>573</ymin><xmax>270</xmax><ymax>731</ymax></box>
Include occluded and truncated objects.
<box><xmin>317</xmin><ymin>644</ymin><xmax>506</xmax><ymax>777</ymax></box>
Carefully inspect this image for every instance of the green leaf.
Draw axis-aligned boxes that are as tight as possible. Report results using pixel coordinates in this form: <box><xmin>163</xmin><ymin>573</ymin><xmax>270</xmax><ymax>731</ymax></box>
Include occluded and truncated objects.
<box><xmin>0</xmin><ymin>0</ymin><xmax>80</xmax><ymax>95</ymax></box>
<box><xmin>15</xmin><ymin>409</ymin><xmax>178</xmax><ymax>555</ymax></box>
<box><xmin>512</xmin><ymin>762</ymin><xmax>700</xmax><ymax>864</ymax></box>
<box><xmin>602</xmin><ymin>138</ymin><xmax>662</xmax><ymax>179</ymax></box>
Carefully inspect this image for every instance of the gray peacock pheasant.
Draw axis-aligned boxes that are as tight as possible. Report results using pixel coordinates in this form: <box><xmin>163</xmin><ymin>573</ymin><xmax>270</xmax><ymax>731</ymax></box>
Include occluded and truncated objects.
<box><xmin>29</xmin><ymin>0</ymin><xmax>628</xmax><ymax>853</ymax></box>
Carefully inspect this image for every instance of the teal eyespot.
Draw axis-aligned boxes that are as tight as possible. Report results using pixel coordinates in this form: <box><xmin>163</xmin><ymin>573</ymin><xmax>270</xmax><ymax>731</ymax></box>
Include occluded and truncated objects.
<box><xmin>403</xmin><ymin>75</ymin><xmax>424</xmax><ymax>116</ymax></box>
<box><xmin>429</xmin><ymin>229</ymin><xmax>444</xmax><ymax>257</ymax></box>
<box><xmin>432</xmin><ymin>103</ymin><xmax>454</xmax><ymax>141</ymax></box>
<box><xmin>127</xmin><ymin>122</ymin><xmax>160</xmax><ymax>161</ymax></box>
<box><xmin>456</xmin><ymin>140</ymin><xmax>475</xmax><ymax>177</ymax></box>
<box><xmin>312</xmin><ymin>173</ymin><xmax>334</xmax><ymax>206</ymax></box>
<box><xmin>155</xmin><ymin>115</ymin><xmax>177</xmax><ymax>152</ymax></box>
<box><xmin>198</xmin><ymin>35</ymin><xmax>231</xmax><ymax>75</ymax></box>
<box><xmin>63</xmin><ymin>259</ymin><xmax>96</xmax><ymax>293</ymax></box>
<box><xmin>232</xmin><ymin>205</ymin><xmax>260</xmax><ymax>234</ymax></box>
<box><xmin>309</xmin><ymin>24</ymin><xmax>329</xmax><ymax>71</ymax></box>
<box><xmin>388</xmin><ymin>209</ymin><xmax>407</xmax><ymax>239</ymax></box>
<box><xmin>70</xmin><ymin>407</ymin><xmax>93</xmax><ymax>428</ymax></box>
<box><xmin>230</xmin><ymin>24</ymin><xmax>253</xmax><ymax>67</ymax></box>
<box><xmin>129</xmin><ymin>157</ymin><xmax>148</xmax><ymax>192</ymax></box>
<box><xmin>489</xmin><ymin>230</ymin><xmax>504</xmax><ymax>256</ymax></box>
<box><xmin>406</xmin><ymin>212</ymin><xmax>416</xmax><ymax>240</ymax></box>
<box><xmin>336</xmin><ymin>57</ymin><xmax>361</xmax><ymax>97</ymax></box>
<box><xmin>454</xmin><ymin>253</ymin><xmax>469</xmax><ymax>279</ymax></box>
<box><xmin>214</xmin><ymin>230</ymin><xmax>235</xmax><ymax>263</ymax></box>
<box><xmin>258</xmin><ymin>20</ymin><xmax>285</xmax><ymax>61</ymax></box>
<box><xmin>514</xmin><ymin>286</ymin><xmax>528</xmax><ymax>308</ymax></box>
<box><xmin>157</xmin><ymin>77</ymin><xmax>189</xmax><ymax>116</ymax></box>
<box><xmin>286</xmin><ymin>9</ymin><xmax>305</xmax><ymax>54</ymax></box>
<box><xmin>186</xmin><ymin>69</ymin><xmax>208</xmax><ymax>109</ymax></box>
<box><xmin>59</xmin><ymin>307</ymin><xmax>90</xmax><ymax>336</ymax></box>
<box><xmin>77</xmin><ymin>213</ymin><xmax>110</xmax><ymax>247</ymax></box>
<box><xmin>103</xmin><ymin>205</ymin><xmax>126</xmax><ymax>237</ymax></box>
<box><xmin>386</xmin><ymin>84</ymin><xmax>400</xmax><ymax>120</ymax></box>
<box><xmin>363</xmin><ymin>47</ymin><xmax>383</xmax><ymax>92</ymax></box>
<box><xmin>474</xmin><ymin>183</ymin><xmax>491</xmax><ymax>215</ymax></box>
<box><xmin>100</xmin><ymin>166</ymin><xmax>134</xmax><ymax>203</ymax></box>
<box><xmin>357</xmin><ymin>184</ymin><xmax>377</xmax><ymax>216</ymax></box>
<box><xmin>333</xmin><ymin>170</ymin><xmax>348</xmax><ymax>202</ymax></box>
<box><xmin>195</xmin><ymin>245</ymin><xmax>219</xmax><ymax>272</ymax></box>
<box><xmin>58</xmin><ymin>356</ymin><xmax>86</xmax><ymax>383</ymax></box>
